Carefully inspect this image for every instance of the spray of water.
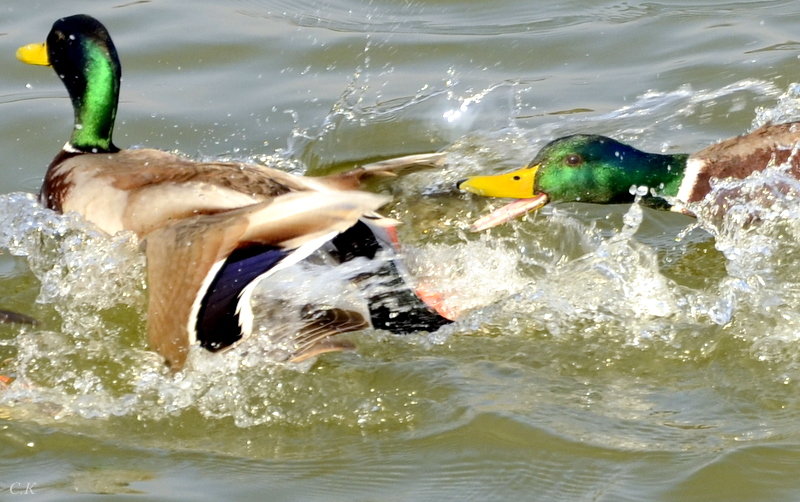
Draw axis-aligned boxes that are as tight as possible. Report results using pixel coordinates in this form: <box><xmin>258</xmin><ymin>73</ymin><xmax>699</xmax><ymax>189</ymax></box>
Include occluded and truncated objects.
<box><xmin>2</xmin><ymin>77</ymin><xmax>800</xmax><ymax>427</ymax></box>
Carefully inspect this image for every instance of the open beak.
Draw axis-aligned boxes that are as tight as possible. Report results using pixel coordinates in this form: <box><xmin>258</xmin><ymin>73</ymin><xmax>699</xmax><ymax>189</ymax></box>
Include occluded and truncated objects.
<box><xmin>16</xmin><ymin>42</ymin><xmax>50</xmax><ymax>66</ymax></box>
<box><xmin>457</xmin><ymin>164</ymin><xmax>549</xmax><ymax>231</ymax></box>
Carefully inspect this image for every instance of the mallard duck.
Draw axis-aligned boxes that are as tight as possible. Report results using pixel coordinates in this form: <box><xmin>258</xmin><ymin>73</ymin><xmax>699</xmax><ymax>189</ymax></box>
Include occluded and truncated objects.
<box><xmin>17</xmin><ymin>14</ymin><xmax>451</xmax><ymax>369</ymax></box>
<box><xmin>457</xmin><ymin>125</ymin><xmax>800</xmax><ymax>230</ymax></box>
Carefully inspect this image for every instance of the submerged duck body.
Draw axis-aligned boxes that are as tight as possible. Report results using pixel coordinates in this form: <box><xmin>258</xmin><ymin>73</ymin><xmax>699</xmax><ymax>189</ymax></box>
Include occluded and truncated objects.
<box><xmin>676</xmin><ymin>122</ymin><xmax>800</xmax><ymax>209</ymax></box>
<box><xmin>458</xmin><ymin>124</ymin><xmax>800</xmax><ymax>230</ymax></box>
<box><xmin>18</xmin><ymin>14</ymin><xmax>450</xmax><ymax>368</ymax></box>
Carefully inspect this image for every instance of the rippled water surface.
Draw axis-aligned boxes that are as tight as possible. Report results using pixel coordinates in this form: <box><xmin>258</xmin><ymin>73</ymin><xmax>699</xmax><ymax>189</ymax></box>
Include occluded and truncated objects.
<box><xmin>3</xmin><ymin>0</ymin><xmax>800</xmax><ymax>500</ymax></box>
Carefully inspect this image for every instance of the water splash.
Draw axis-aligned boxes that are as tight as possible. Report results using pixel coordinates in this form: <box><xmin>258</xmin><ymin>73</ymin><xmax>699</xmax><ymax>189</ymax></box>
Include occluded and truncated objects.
<box><xmin>688</xmin><ymin>147</ymin><xmax>800</xmax><ymax>364</ymax></box>
<box><xmin>752</xmin><ymin>83</ymin><xmax>800</xmax><ymax>129</ymax></box>
<box><xmin>3</xmin><ymin>77</ymin><xmax>800</xmax><ymax>429</ymax></box>
<box><xmin>682</xmin><ymin>82</ymin><xmax>800</xmax><ymax>359</ymax></box>
<box><xmin>382</xmin><ymin>73</ymin><xmax>800</xmax><ymax>379</ymax></box>
<box><xmin>0</xmin><ymin>193</ymin><xmax>145</xmax><ymax>310</ymax></box>
<box><xmin>500</xmin><ymin>204</ymin><xmax>682</xmax><ymax>340</ymax></box>
<box><xmin>0</xmin><ymin>193</ymin><xmax>455</xmax><ymax>426</ymax></box>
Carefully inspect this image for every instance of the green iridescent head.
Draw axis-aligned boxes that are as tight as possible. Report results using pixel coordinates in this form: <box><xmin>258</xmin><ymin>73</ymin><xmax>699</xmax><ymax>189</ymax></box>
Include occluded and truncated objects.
<box><xmin>533</xmin><ymin>134</ymin><xmax>685</xmax><ymax>202</ymax></box>
<box><xmin>458</xmin><ymin>134</ymin><xmax>688</xmax><ymax>230</ymax></box>
<box><xmin>17</xmin><ymin>14</ymin><xmax>121</xmax><ymax>153</ymax></box>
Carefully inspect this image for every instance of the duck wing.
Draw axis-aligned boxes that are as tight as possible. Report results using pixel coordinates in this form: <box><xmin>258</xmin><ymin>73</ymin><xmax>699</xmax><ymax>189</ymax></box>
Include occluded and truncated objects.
<box><xmin>316</xmin><ymin>152</ymin><xmax>448</xmax><ymax>190</ymax></box>
<box><xmin>143</xmin><ymin>190</ymin><xmax>389</xmax><ymax>369</ymax></box>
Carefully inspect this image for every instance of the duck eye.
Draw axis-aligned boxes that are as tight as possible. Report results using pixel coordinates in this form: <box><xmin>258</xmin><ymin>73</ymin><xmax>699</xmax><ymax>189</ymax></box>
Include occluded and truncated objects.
<box><xmin>565</xmin><ymin>154</ymin><xmax>584</xmax><ymax>167</ymax></box>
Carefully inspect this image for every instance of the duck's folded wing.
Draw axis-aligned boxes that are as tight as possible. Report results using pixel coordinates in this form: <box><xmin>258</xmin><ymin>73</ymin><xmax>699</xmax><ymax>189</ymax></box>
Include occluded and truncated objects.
<box><xmin>143</xmin><ymin>190</ymin><xmax>389</xmax><ymax>369</ymax></box>
<box><xmin>316</xmin><ymin>152</ymin><xmax>448</xmax><ymax>190</ymax></box>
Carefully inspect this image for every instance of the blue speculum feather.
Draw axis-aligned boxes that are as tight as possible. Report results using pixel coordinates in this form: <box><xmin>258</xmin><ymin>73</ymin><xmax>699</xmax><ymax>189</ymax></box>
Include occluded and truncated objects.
<box><xmin>196</xmin><ymin>245</ymin><xmax>288</xmax><ymax>351</ymax></box>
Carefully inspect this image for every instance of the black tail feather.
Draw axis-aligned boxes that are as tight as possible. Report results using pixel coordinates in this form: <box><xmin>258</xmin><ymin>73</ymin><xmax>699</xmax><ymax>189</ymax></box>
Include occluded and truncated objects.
<box><xmin>331</xmin><ymin>221</ymin><xmax>452</xmax><ymax>333</ymax></box>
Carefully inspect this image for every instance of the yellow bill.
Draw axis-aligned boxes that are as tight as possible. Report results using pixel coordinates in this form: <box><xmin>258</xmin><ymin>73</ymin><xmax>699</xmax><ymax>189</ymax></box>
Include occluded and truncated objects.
<box><xmin>16</xmin><ymin>42</ymin><xmax>50</xmax><ymax>66</ymax></box>
<box><xmin>457</xmin><ymin>164</ymin><xmax>538</xmax><ymax>198</ymax></box>
<box><xmin>458</xmin><ymin>164</ymin><xmax>549</xmax><ymax>231</ymax></box>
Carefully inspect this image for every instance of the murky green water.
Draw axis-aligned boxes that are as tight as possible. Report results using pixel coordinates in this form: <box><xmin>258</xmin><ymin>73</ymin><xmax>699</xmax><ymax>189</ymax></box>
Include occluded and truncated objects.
<box><xmin>3</xmin><ymin>0</ymin><xmax>800</xmax><ymax>500</ymax></box>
